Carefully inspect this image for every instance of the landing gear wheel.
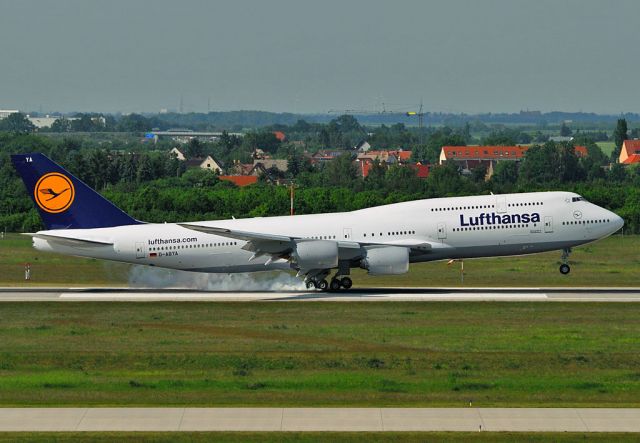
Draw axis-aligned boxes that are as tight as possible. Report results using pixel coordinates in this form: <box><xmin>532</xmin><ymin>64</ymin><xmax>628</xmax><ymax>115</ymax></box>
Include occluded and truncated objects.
<box><xmin>559</xmin><ymin>264</ymin><xmax>571</xmax><ymax>275</ymax></box>
<box><xmin>329</xmin><ymin>279</ymin><xmax>341</xmax><ymax>291</ymax></box>
<box><xmin>305</xmin><ymin>280</ymin><xmax>317</xmax><ymax>290</ymax></box>
<box><xmin>340</xmin><ymin>277</ymin><xmax>353</xmax><ymax>289</ymax></box>
<box><xmin>317</xmin><ymin>279</ymin><xmax>329</xmax><ymax>291</ymax></box>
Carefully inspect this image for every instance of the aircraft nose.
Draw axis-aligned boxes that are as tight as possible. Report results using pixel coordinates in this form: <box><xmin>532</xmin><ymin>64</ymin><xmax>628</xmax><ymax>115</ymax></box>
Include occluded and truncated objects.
<box><xmin>604</xmin><ymin>209</ymin><xmax>624</xmax><ymax>232</ymax></box>
<box><xmin>613</xmin><ymin>214</ymin><xmax>624</xmax><ymax>231</ymax></box>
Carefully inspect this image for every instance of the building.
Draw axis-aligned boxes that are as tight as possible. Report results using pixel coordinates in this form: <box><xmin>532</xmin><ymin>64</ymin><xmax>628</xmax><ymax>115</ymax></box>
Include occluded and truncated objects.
<box><xmin>0</xmin><ymin>110</ymin><xmax>19</xmax><ymax>119</ymax></box>
<box><xmin>439</xmin><ymin>145</ymin><xmax>588</xmax><ymax>171</ymax></box>
<box><xmin>619</xmin><ymin>140</ymin><xmax>640</xmax><ymax>164</ymax></box>
<box><xmin>254</xmin><ymin>158</ymin><xmax>288</xmax><ymax>173</ymax></box>
<box><xmin>185</xmin><ymin>155</ymin><xmax>224</xmax><ymax>174</ymax></box>
<box><xmin>308</xmin><ymin>150</ymin><xmax>344</xmax><ymax>166</ymax></box>
<box><xmin>409</xmin><ymin>163</ymin><xmax>430</xmax><ymax>178</ymax></box>
<box><xmin>357</xmin><ymin>150</ymin><xmax>412</xmax><ymax>165</ymax></box>
<box><xmin>170</xmin><ymin>147</ymin><xmax>186</xmax><ymax>161</ymax></box>
<box><xmin>219</xmin><ymin>175</ymin><xmax>259</xmax><ymax>187</ymax></box>
<box><xmin>355</xmin><ymin>150</ymin><xmax>424</xmax><ymax>179</ymax></box>
<box><xmin>549</xmin><ymin>136</ymin><xmax>574</xmax><ymax>143</ymax></box>
<box><xmin>27</xmin><ymin>115</ymin><xmax>76</xmax><ymax>128</ymax></box>
<box><xmin>354</xmin><ymin>140</ymin><xmax>371</xmax><ymax>152</ymax></box>
<box><xmin>228</xmin><ymin>161</ymin><xmax>256</xmax><ymax>176</ymax></box>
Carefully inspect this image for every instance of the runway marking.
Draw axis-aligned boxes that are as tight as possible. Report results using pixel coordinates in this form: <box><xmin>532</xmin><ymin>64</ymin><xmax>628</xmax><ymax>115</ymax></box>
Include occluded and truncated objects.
<box><xmin>1</xmin><ymin>407</ymin><xmax>640</xmax><ymax>432</ymax></box>
<box><xmin>58</xmin><ymin>292</ymin><xmax>550</xmax><ymax>302</ymax></box>
<box><xmin>1</xmin><ymin>287</ymin><xmax>640</xmax><ymax>302</ymax></box>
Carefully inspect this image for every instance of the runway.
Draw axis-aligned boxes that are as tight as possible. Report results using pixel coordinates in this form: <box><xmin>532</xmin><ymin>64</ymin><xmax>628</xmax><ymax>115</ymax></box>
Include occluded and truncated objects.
<box><xmin>1</xmin><ymin>287</ymin><xmax>640</xmax><ymax>301</ymax></box>
<box><xmin>0</xmin><ymin>407</ymin><xmax>639</xmax><ymax>432</ymax></box>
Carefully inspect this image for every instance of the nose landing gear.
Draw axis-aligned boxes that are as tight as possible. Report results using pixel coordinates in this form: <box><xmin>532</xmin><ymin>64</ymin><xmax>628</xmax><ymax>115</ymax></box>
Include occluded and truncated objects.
<box><xmin>559</xmin><ymin>248</ymin><xmax>571</xmax><ymax>275</ymax></box>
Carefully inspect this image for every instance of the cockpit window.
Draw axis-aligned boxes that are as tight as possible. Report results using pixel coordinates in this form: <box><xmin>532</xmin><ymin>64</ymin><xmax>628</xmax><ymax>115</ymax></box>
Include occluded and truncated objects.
<box><xmin>572</xmin><ymin>196</ymin><xmax>586</xmax><ymax>202</ymax></box>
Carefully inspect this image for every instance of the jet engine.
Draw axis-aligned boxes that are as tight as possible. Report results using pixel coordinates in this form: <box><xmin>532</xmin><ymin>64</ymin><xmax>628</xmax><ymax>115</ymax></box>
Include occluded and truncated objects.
<box><xmin>360</xmin><ymin>246</ymin><xmax>409</xmax><ymax>275</ymax></box>
<box><xmin>292</xmin><ymin>240</ymin><xmax>339</xmax><ymax>270</ymax></box>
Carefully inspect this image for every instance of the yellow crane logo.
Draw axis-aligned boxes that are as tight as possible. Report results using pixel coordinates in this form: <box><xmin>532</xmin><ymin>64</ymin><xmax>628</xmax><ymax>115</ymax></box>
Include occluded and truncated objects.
<box><xmin>34</xmin><ymin>173</ymin><xmax>75</xmax><ymax>213</ymax></box>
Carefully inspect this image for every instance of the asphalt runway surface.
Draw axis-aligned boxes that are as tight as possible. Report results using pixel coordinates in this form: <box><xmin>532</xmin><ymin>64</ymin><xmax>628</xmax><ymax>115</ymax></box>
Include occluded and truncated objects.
<box><xmin>0</xmin><ymin>407</ymin><xmax>639</xmax><ymax>432</ymax></box>
<box><xmin>1</xmin><ymin>287</ymin><xmax>640</xmax><ymax>301</ymax></box>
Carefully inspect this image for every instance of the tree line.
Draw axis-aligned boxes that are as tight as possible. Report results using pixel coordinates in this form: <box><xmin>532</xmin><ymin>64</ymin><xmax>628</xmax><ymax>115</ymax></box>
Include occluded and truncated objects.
<box><xmin>1</xmin><ymin>131</ymin><xmax>639</xmax><ymax>234</ymax></box>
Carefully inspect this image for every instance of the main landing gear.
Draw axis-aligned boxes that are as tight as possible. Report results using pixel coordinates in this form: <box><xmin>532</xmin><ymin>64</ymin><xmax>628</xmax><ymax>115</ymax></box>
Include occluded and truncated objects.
<box><xmin>331</xmin><ymin>276</ymin><xmax>352</xmax><ymax>290</ymax></box>
<box><xmin>305</xmin><ymin>275</ymin><xmax>353</xmax><ymax>291</ymax></box>
<box><xmin>559</xmin><ymin>248</ymin><xmax>571</xmax><ymax>275</ymax></box>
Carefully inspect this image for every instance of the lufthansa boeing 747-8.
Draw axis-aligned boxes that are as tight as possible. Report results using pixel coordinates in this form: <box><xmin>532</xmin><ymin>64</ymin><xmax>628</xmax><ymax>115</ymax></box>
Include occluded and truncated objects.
<box><xmin>12</xmin><ymin>153</ymin><xmax>623</xmax><ymax>290</ymax></box>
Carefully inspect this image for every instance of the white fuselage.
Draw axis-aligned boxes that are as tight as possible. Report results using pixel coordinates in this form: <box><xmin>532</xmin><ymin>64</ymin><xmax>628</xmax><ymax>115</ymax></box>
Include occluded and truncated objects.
<box><xmin>32</xmin><ymin>191</ymin><xmax>623</xmax><ymax>274</ymax></box>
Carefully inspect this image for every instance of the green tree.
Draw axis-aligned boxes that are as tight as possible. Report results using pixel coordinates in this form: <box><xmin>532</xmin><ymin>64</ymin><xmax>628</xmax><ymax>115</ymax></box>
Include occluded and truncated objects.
<box><xmin>470</xmin><ymin>164</ymin><xmax>488</xmax><ymax>183</ymax></box>
<box><xmin>243</xmin><ymin>131</ymin><xmax>281</xmax><ymax>153</ymax></box>
<box><xmin>385</xmin><ymin>164</ymin><xmax>421</xmax><ymax>193</ymax></box>
<box><xmin>491</xmin><ymin>161</ymin><xmax>518</xmax><ymax>187</ymax></box>
<box><xmin>560</xmin><ymin>122</ymin><xmax>572</xmax><ymax>137</ymax></box>
<box><xmin>50</xmin><ymin>118</ymin><xmax>72</xmax><ymax>133</ymax></box>
<box><xmin>0</xmin><ymin>113</ymin><xmax>35</xmax><ymax>133</ymax></box>
<box><xmin>411</xmin><ymin>127</ymin><xmax>466</xmax><ymax>164</ymax></box>
<box><xmin>332</xmin><ymin>115</ymin><xmax>362</xmax><ymax>133</ymax></box>
<box><xmin>118</xmin><ymin>113</ymin><xmax>151</xmax><ymax>132</ymax></box>
<box><xmin>70</xmin><ymin>114</ymin><xmax>97</xmax><ymax>132</ymax></box>
<box><xmin>185</xmin><ymin>139</ymin><xmax>205</xmax><ymax>158</ymax></box>
<box><xmin>609</xmin><ymin>163</ymin><xmax>627</xmax><ymax>182</ymax></box>
<box><xmin>136</xmin><ymin>154</ymin><xmax>154</xmax><ymax>183</ymax></box>
<box><xmin>518</xmin><ymin>143</ymin><xmax>558</xmax><ymax>185</ymax></box>
<box><xmin>427</xmin><ymin>161</ymin><xmax>467</xmax><ymax>196</ymax></box>
<box><xmin>322</xmin><ymin>154</ymin><xmax>357</xmax><ymax>187</ymax></box>
<box><xmin>556</xmin><ymin>143</ymin><xmax>585</xmax><ymax>182</ymax></box>
<box><xmin>482</xmin><ymin>130</ymin><xmax>517</xmax><ymax>146</ymax></box>
<box><xmin>612</xmin><ymin>118</ymin><xmax>628</xmax><ymax>161</ymax></box>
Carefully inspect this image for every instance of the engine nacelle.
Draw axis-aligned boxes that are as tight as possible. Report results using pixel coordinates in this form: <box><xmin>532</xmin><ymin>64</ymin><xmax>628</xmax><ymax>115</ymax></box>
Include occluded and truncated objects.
<box><xmin>361</xmin><ymin>246</ymin><xmax>409</xmax><ymax>275</ymax></box>
<box><xmin>293</xmin><ymin>240</ymin><xmax>339</xmax><ymax>270</ymax></box>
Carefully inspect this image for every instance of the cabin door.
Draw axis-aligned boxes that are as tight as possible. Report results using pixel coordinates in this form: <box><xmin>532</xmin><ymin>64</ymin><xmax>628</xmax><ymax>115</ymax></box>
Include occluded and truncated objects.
<box><xmin>437</xmin><ymin>223</ymin><xmax>447</xmax><ymax>239</ymax></box>
<box><xmin>343</xmin><ymin>227</ymin><xmax>352</xmax><ymax>240</ymax></box>
<box><xmin>544</xmin><ymin>216</ymin><xmax>553</xmax><ymax>233</ymax></box>
<box><xmin>135</xmin><ymin>242</ymin><xmax>146</xmax><ymax>259</ymax></box>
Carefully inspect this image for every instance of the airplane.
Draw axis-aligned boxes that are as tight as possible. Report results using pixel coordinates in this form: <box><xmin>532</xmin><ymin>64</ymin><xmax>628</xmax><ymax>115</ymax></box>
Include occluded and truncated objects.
<box><xmin>11</xmin><ymin>153</ymin><xmax>624</xmax><ymax>291</ymax></box>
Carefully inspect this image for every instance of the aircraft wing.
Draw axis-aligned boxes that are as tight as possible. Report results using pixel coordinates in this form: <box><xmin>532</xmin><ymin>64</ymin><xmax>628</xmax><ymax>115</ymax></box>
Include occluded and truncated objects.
<box><xmin>24</xmin><ymin>233</ymin><xmax>114</xmax><ymax>247</ymax></box>
<box><xmin>179</xmin><ymin>223</ymin><xmax>438</xmax><ymax>256</ymax></box>
<box><xmin>178</xmin><ymin>223</ymin><xmax>295</xmax><ymax>243</ymax></box>
<box><xmin>365</xmin><ymin>239</ymin><xmax>433</xmax><ymax>252</ymax></box>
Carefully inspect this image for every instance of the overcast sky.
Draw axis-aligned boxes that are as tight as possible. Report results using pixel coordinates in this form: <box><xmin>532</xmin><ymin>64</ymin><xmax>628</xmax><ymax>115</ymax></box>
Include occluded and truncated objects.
<box><xmin>0</xmin><ymin>0</ymin><xmax>638</xmax><ymax>114</ymax></box>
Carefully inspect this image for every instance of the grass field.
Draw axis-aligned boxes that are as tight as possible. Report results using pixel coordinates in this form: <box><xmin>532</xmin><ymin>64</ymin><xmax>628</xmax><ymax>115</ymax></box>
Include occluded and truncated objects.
<box><xmin>596</xmin><ymin>141</ymin><xmax>616</xmax><ymax>157</ymax></box>
<box><xmin>1</xmin><ymin>432</ymin><xmax>637</xmax><ymax>442</ymax></box>
<box><xmin>1</xmin><ymin>302</ymin><xmax>639</xmax><ymax>407</ymax></box>
<box><xmin>1</xmin><ymin>233</ymin><xmax>638</xmax><ymax>287</ymax></box>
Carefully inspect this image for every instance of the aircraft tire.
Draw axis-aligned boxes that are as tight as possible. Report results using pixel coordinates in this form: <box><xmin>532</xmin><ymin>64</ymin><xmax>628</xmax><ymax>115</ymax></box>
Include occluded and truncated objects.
<box><xmin>306</xmin><ymin>280</ymin><xmax>317</xmax><ymax>290</ymax></box>
<box><xmin>317</xmin><ymin>279</ymin><xmax>329</xmax><ymax>291</ymax></box>
<box><xmin>329</xmin><ymin>279</ymin><xmax>341</xmax><ymax>291</ymax></box>
<box><xmin>559</xmin><ymin>264</ymin><xmax>570</xmax><ymax>275</ymax></box>
<box><xmin>340</xmin><ymin>277</ymin><xmax>353</xmax><ymax>289</ymax></box>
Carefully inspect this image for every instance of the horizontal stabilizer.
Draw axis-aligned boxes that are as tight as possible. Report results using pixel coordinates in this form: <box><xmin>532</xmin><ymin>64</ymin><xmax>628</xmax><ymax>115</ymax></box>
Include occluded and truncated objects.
<box><xmin>24</xmin><ymin>233</ymin><xmax>113</xmax><ymax>247</ymax></box>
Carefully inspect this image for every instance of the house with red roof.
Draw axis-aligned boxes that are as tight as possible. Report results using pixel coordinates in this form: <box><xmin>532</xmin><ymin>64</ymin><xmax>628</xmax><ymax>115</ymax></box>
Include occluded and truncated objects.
<box><xmin>439</xmin><ymin>145</ymin><xmax>588</xmax><ymax>174</ymax></box>
<box><xmin>219</xmin><ymin>175</ymin><xmax>259</xmax><ymax>187</ymax></box>
<box><xmin>409</xmin><ymin>163</ymin><xmax>430</xmax><ymax>178</ymax></box>
<box><xmin>619</xmin><ymin>140</ymin><xmax>640</xmax><ymax>164</ymax></box>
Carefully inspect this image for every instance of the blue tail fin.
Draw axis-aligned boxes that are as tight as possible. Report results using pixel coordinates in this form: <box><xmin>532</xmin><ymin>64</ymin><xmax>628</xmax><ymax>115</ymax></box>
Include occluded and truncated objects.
<box><xmin>11</xmin><ymin>153</ymin><xmax>141</xmax><ymax>230</ymax></box>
